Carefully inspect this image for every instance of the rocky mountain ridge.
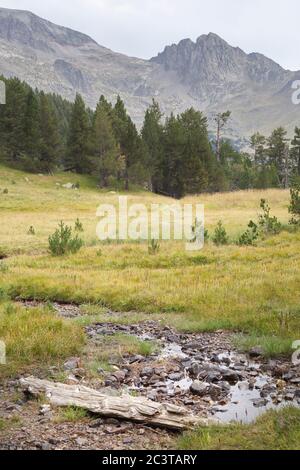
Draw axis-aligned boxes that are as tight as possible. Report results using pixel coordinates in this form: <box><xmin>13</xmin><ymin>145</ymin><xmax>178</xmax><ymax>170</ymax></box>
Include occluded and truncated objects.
<box><xmin>0</xmin><ymin>7</ymin><xmax>299</xmax><ymax>142</ymax></box>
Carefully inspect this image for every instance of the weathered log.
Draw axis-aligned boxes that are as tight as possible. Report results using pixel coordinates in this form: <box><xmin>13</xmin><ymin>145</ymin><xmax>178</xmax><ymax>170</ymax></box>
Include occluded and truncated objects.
<box><xmin>19</xmin><ymin>377</ymin><xmax>219</xmax><ymax>431</ymax></box>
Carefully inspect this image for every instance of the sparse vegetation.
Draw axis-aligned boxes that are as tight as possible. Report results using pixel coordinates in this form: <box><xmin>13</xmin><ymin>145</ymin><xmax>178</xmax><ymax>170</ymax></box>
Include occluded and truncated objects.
<box><xmin>0</xmin><ymin>416</ymin><xmax>21</xmax><ymax>433</ymax></box>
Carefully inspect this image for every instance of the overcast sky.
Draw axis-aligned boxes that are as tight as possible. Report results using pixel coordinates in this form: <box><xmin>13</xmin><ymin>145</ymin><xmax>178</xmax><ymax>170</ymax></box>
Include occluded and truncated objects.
<box><xmin>0</xmin><ymin>0</ymin><xmax>299</xmax><ymax>70</ymax></box>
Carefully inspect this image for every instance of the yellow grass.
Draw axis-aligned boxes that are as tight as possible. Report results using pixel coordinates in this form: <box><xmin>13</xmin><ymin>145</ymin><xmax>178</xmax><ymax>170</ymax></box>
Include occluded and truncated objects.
<box><xmin>0</xmin><ymin>164</ymin><xmax>299</xmax><ymax>353</ymax></box>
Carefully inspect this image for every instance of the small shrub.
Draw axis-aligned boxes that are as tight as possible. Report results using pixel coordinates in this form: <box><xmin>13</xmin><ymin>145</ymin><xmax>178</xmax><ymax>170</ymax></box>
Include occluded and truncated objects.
<box><xmin>148</xmin><ymin>239</ymin><xmax>160</xmax><ymax>255</ymax></box>
<box><xmin>55</xmin><ymin>406</ymin><xmax>88</xmax><ymax>423</ymax></box>
<box><xmin>49</xmin><ymin>221</ymin><xmax>83</xmax><ymax>256</ymax></box>
<box><xmin>27</xmin><ymin>226</ymin><xmax>35</xmax><ymax>235</ymax></box>
<box><xmin>190</xmin><ymin>218</ymin><xmax>209</xmax><ymax>243</ymax></box>
<box><xmin>0</xmin><ymin>248</ymin><xmax>8</xmax><ymax>260</ymax></box>
<box><xmin>75</xmin><ymin>219</ymin><xmax>84</xmax><ymax>233</ymax></box>
<box><xmin>289</xmin><ymin>184</ymin><xmax>300</xmax><ymax>225</ymax></box>
<box><xmin>238</xmin><ymin>221</ymin><xmax>259</xmax><ymax>246</ymax></box>
<box><xmin>3</xmin><ymin>188</ymin><xmax>8</xmax><ymax>194</ymax></box>
<box><xmin>212</xmin><ymin>221</ymin><xmax>229</xmax><ymax>246</ymax></box>
<box><xmin>258</xmin><ymin>199</ymin><xmax>281</xmax><ymax>235</ymax></box>
<box><xmin>0</xmin><ymin>262</ymin><xmax>8</xmax><ymax>274</ymax></box>
<box><xmin>74</xmin><ymin>218</ymin><xmax>84</xmax><ymax>233</ymax></box>
<box><xmin>0</xmin><ymin>288</ymin><xmax>8</xmax><ymax>301</ymax></box>
<box><xmin>4</xmin><ymin>303</ymin><xmax>15</xmax><ymax>315</ymax></box>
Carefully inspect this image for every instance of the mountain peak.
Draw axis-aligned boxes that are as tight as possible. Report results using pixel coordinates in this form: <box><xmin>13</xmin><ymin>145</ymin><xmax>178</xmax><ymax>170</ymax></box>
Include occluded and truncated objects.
<box><xmin>0</xmin><ymin>8</ymin><xmax>298</xmax><ymax>140</ymax></box>
<box><xmin>197</xmin><ymin>32</ymin><xmax>226</xmax><ymax>43</ymax></box>
<box><xmin>0</xmin><ymin>7</ymin><xmax>97</xmax><ymax>50</ymax></box>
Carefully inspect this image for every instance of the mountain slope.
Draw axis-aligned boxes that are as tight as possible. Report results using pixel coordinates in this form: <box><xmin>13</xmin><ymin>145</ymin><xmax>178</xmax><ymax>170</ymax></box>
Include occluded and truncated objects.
<box><xmin>0</xmin><ymin>7</ymin><xmax>299</xmax><ymax>140</ymax></box>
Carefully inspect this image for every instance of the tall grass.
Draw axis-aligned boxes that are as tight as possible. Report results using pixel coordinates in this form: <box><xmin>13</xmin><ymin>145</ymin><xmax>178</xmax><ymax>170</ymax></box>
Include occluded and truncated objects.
<box><xmin>0</xmin><ymin>302</ymin><xmax>85</xmax><ymax>377</ymax></box>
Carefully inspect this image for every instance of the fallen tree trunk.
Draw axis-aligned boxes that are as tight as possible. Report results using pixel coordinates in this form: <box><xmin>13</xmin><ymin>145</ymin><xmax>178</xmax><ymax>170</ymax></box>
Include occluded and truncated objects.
<box><xmin>20</xmin><ymin>377</ymin><xmax>219</xmax><ymax>431</ymax></box>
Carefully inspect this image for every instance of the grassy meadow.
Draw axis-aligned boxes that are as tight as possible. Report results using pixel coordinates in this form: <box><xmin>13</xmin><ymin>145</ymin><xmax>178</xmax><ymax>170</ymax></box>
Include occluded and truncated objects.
<box><xmin>0</xmin><ymin>164</ymin><xmax>300</xmax><ymax>373</ymax></box>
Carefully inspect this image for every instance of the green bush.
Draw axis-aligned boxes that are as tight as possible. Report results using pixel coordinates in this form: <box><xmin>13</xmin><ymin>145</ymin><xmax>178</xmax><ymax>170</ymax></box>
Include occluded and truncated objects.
<box><xmin>0</xmin><ymin>247</ymin><xmax>8</xmax><ymax>260</ymax></box>
<box><xmin>0</xmin><ymin>262</ymin><xmax>8</xmax><ymax>273</ymax></box>
<box><xmin>212</xmin><ymin>221</ymin><xmax>229</xmax><ymax>246</ymax></box>
<box><xmin>27</xmin><ymin>226</ymin><xmax>35</xmax><ymax>235</ymax></box>
<box><xmin>258</xmin><ymin>199</ymin><xmax>281</xmax><ymax>235</ymax></box>
<box><xmin>238</xmin><ymin>221</ymin><xmax>259</xmax><ymax>246</ymax></box>
<box><xmin>289</xmin><ymin>185</ymin><xmax>300</xmax><ymax>225</ymax></box>
<box><xmin>148</xmin><ymin>239</ymin><xmax>160</xmax><ymax>255</ymax></box>
<box><xmin>190</xmin><ymin>218</ymin><xmax>209</xmax><ymax>243</ymax></box>
<box><xmin>74</xmin><ymin>218</ymin><xmax>84</xmax><ymax>232</ymax></box>
<box><xmin>49</xmin><ymin>221</ymin><xmax>83</xmax><ymax>256</ymax></box>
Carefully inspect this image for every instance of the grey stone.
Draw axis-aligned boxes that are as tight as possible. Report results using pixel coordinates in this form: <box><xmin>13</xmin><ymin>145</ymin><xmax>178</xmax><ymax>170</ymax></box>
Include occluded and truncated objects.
<box><xmin>221</xmin><ymin>370</ymin><xmax>240</xmax><ymax>385</ymax></box>
<box><xmin>141</xmin><ymin>367</ymin><xmax>155</xmax><ymax>377</ymax></box>
<box><xmin>249</xmin><ymin>347</ymin><xmax>264</xmax><ymax>358</ymax></box>
<box><xmin>112</xmin><ymin>370</ymin><xmax>126</xmax><ymax>382</ymax></box>
<box><xmin>75</xmin><ymin>437</ymin><xmax>88</xmax><ymax>446</ymax></box>
<box><xmin>252</xmin><ymin>398</ymin><xmax>268</xmax><ymax>407</ymax></box>
<box><xmin>63</xmin><ymin>357</ymin><xmax>80</xmax><ymax>371</ymax></box>
<box><xmin>190</xmin><ymin>381</ymin><xmax>209</xmax><ymax>396</ymax></box>
<box><xmin>168</xmin><ymin>372</ymin><xmax>184</xmax><ymax>381</ymax></box>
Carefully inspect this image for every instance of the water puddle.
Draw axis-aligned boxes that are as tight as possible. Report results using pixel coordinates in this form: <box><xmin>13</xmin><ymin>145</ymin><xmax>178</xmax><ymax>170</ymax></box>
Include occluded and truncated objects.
<box><xmin>59</xmin><ymin>317</ymin><xmax>300</xmax><ymax>425</ymax></box>
<box><xmin>213</xmin><ymin>376</ymin><xmax>299</xmax><ymax>424</ymax></box>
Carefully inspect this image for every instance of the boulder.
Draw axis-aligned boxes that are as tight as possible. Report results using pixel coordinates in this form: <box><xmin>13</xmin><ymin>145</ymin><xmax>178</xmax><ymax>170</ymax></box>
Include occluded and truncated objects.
<box><xmin>190</xmin><ymin>381</ymin><xmax>209</xmax><ymax>396</ymax></box>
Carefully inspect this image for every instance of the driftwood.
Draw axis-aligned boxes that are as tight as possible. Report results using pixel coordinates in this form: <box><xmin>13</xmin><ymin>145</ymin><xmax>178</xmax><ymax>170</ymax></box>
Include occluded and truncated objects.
<box><xmin>20</xmin><ymin>377</ymin><xmax>219</xmax><ymax>431</ymax></box>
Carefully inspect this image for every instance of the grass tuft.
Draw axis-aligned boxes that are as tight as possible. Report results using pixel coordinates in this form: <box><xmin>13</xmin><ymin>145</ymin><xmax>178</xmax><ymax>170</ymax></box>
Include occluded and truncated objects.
<box><xmin>177</xmin><ymin>407</ymin><xmax>300</xmax><ymax>450</ymax></box>
<box><xmin>0</xmin><ymin>302</ymin><xmax>85</xmax><ymax>377</ymax></box>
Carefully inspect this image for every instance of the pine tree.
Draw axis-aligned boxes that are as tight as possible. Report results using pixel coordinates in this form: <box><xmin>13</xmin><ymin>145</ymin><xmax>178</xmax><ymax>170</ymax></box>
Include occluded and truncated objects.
<box><xmin>112</xmin><ymin>95</ymin><xmax>145</xmax><ymax>190</ymax></box>
<box><xmin>141</xmin><ymin>99</ymin><xmax>164</xmax><ymax>192</ymax></box>
<box><xmin>163</xmin><ymin>114</ymin><xmax>186</xmax><ymax>199</ymax></box>
<box><xmin>24</xmin><ymin>89</ymin><xmax>41</xmax><ymax>163</ymax></box>
<box><xmin>267</xmin><ymin>127</ymin><xmax>290</xmax><ymax>187</ymax></box>
<box><xmin>38</xmin><ymin>92</ymin><xmax>60</xmax><ymax>172</ymax></box>
<box><xmin>179</xmin><ymin>108</ymin><xmax>212</xmax><ymax>193</ymax></box>
<box><xmin>291</xmin><ymin>127</ymin><xmax>300</xmax><ymax>176</ymax></box>
<box><xmin>214</xmin><ymin>111</ymin><xmax>231</xmax><ymax>162</ymax></box>
<box><xmin>91</xmin><ymin>96</ymin><xmax>119</xmax><ymax>187</ymax></box>
<box><xmin>66</xmin><ymin>93</ymin><xmax>90</xmax><ymax>173</ymax></box>
<box><xmin>250</xmin><ymin>133</ymin><xmax>267</xmax><ymax>166</ymax></box>
<box><xmin>0</xmin><ymin>78</ymin><xmax>27</xmax><ymax>161</ymax></box>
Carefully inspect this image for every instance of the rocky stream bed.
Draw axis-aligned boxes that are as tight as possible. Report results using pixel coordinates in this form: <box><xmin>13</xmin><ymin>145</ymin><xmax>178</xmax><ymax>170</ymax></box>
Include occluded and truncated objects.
<box><xmin>0</xmin><ymin>302</ymin><xmax>300</xmax><ymax>450</ymax></box>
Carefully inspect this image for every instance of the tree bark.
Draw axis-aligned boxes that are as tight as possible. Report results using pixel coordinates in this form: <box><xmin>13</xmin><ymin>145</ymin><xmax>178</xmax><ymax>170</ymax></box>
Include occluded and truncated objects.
<box><xmin>20</xmin><ymin>377</ymin><xmax>219</xmax><ymax>431</ymax></box>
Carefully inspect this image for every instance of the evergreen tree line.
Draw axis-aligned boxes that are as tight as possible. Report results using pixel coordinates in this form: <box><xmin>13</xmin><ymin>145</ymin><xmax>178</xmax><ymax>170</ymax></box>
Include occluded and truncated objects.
<box><xmin>1</xmin><ymin>76</ymin><xmax>300</xmax><ymax>198</ymax></box>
